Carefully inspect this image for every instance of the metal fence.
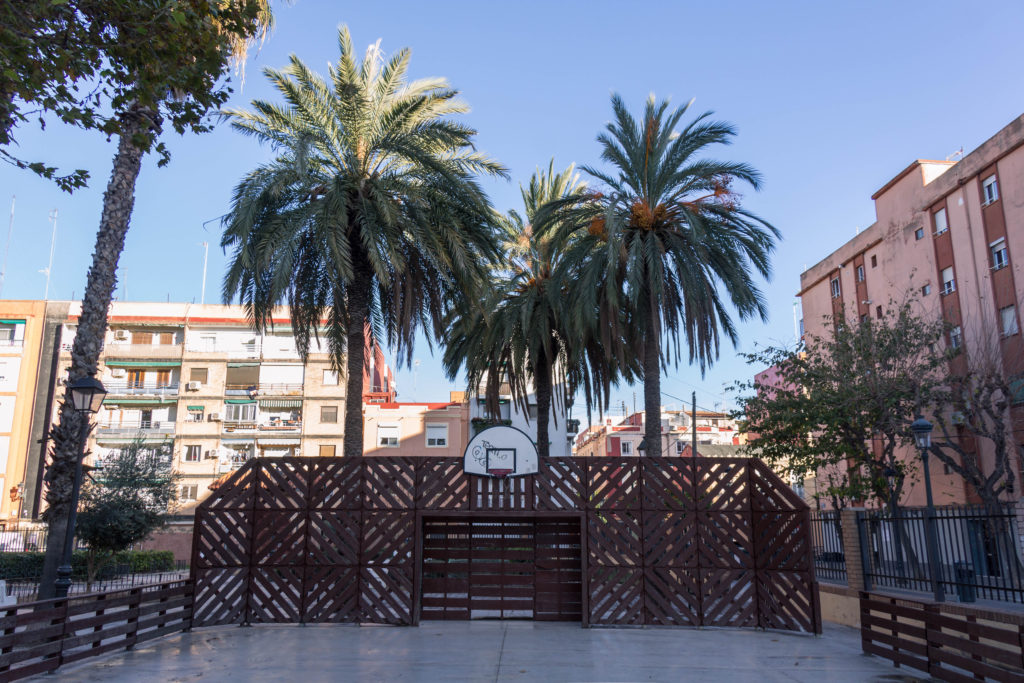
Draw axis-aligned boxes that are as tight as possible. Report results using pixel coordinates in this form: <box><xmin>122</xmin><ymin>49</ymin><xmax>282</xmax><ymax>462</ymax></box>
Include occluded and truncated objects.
<box><xmin>2</xmin><ymin>561</ymin><xmax>190</xmax><ymax>601</ymax></box>
<box><xmin>857</xmin><ymin>504</ymin><xmax>1024</xmax><ymax>604</ymax></box>
<box><xmin>810</xmin><ymin>510</ymin><xmax>847</xmax><ymax>584</ymax></box>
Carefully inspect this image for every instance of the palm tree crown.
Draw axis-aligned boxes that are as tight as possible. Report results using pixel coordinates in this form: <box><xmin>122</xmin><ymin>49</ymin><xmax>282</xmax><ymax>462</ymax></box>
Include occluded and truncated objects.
<box><xmin>221</xmin><ymin>26</ymin><xmax>506</xmax><ymax>457</ymax></box>
<box><xmin>542</xmin><ymin>94</ymin><xmax>779</xmax><ymax>456</ymax></box>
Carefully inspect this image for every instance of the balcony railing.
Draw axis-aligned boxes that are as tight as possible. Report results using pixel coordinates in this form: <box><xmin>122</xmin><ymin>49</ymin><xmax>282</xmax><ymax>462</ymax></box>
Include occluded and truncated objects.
<box><xmin>0</xmin><ymin>338</ymin><xmax>24</xmax><ymax>348</ymax></box>
<box><xmin>222</xmin><ymin>421</ymin><xmax>257</xmax><ymax>432</ymax></box>
<box><xmin>96</xmin><ymin>343</ymin><xmax>183</xmax><ymax>357</ymax></box>
<box><xmin>258</xmin><ymin>419</ymin><xmax>302</xmax><ymax>432</ymax></box>
<box><xmin>103</xmin><ymin>382</ymin><xmax>179</xmax><ymax>396</ymax></box>
<box><xmin>258</xmin><ymin>383</ymin><xmax>303</xmax><ymax>395</ymax></box>
<box><xmin>96</xmin><ymin>421</ymin><xmax>175</xmax><ymax>435</ymax></box>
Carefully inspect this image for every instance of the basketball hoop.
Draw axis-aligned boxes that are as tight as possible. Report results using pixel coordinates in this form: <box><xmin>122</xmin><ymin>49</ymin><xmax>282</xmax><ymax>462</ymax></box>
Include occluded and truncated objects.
<box><xmin>488</xmin><ymin>469</ymin><xmax>512</xmax><ymax>479</ymax></box>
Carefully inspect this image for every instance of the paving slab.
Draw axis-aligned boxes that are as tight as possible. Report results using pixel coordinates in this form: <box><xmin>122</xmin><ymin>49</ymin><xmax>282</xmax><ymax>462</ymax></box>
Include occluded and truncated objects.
<box><xmin>36</xmin><ymin>621</ymin><xmax>923</xmax><ymax>682</ymax></box>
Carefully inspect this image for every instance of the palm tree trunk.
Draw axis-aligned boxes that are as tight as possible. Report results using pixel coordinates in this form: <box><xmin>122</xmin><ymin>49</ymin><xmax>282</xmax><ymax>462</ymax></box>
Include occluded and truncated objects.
<box><xmin>534</xmin><ymin>355</ymin><xmax>552</xmax><ymax>459</ymax></box>
<box><xmin>38</xmin><ymin>108</ymin><xmax>153</xmax><ymax>599</ymax></box>
<box><xmin>342</xmin><ymin>246</ymin><xmax>373</xmax><ymax>458</ymax></box>
<box><xmin>643</xmin><ymin>290</ymin><xmax>662</xmax><ymax>457</ymax></box>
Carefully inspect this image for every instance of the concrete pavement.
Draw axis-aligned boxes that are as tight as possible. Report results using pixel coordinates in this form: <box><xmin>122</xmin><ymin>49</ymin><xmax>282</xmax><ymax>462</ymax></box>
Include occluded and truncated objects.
<box><xmin>38</xmin><ymin>621</ymin><xmax>920</xmax><ymax>682</ymax></box>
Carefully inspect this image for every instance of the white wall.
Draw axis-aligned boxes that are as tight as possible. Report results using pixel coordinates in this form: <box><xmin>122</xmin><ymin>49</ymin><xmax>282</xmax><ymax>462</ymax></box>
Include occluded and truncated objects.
<box><xmin>0</xmin><ymin>357</ymin><xmax>21</xmax><ymax>392</ymax></box>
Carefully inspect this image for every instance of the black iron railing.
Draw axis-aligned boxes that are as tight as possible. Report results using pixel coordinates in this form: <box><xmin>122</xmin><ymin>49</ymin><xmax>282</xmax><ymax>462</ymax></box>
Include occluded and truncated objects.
<box><xmin>810</xmin><ymin>510</ymin><xmax>847</xmax><ymax>584</ymax></box>
<box><xmin>857</xmin><ymin>504</ymin><xmax>1024</xmax><ymax>604</ymax></box>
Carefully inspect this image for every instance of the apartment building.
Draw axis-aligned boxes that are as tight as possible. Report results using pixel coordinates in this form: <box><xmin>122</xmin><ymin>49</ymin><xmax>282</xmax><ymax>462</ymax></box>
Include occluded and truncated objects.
<box><xmin>36</xmin><ymin>301</ymin><xmax>394</xmax><ymax>515</ymax></box>
<box><xmin>573</xmin><ymin>409</ymin><xmax>739</xmax><ymax>457</ymax></box>
<box><xmin>467</xmin><ymin>374</ymin><xmax>579</xmax><ymax>457</ymax></box>
<box><xmin>363</xmin><ymin>394</ymin><xmax>469</xmax><ymax>457</ymax></box>
<box><xmin>797</xmin><ymin>114</ymin><xmax>1024</xmax><ymax>507</ymax></box>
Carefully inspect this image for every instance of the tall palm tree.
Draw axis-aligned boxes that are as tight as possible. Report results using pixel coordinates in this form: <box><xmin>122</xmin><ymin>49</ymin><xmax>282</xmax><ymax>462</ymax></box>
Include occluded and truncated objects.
<box><xmin>444</xmin><ymin>162</ymin><xmax>635</xmax><ymax>456</ymax></box>
<box><xmin>222</xmin><ymin>27</ymin><xmax>506</xmax><ymax>457</ymax></box>
<box><xmin>541</xmin><ymin>94</ymin><xmax>779</xmax><ymax>457</ymax></box>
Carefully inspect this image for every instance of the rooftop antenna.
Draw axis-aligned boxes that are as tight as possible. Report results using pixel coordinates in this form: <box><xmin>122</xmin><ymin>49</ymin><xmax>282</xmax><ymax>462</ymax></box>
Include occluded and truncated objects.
<box><xmin>946</xmin><ymin>147</ymin><xmax>963</xmax><ymax>162</ymax></box>
<box><xmin>41</xmin><ymin>209</ymin><xmax>57</xmax><ymax>300</ymax></box>
<box><xmin>199</xmin><ymin>241</ymin><xmax>209</xmax><ymax>305</ymax></box>
<box><xmin>1</xmin><ymin>196</ymin><xmax>13</xmax><ymax>298</ymax></box>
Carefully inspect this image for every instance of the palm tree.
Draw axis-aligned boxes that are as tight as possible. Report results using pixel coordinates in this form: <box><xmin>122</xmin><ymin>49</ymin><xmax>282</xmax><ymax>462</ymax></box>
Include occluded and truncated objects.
<box><xmin>541</xmin><ymin>94</ymin><xmax>779</xmax><ymax>457</ymax></box>
<box><xmin>444</xmin><ymin>162</ymin><xmax>636</xmax><ymax>456</ymax></box>
<box><xmin>38</xmin><ymin>2</ymin><xmax>275</xmax><ymax>600</ymax></box>
<box><xmin>221</xmin><ymin>27</ymin><xmax>506</xmax><ymax>458</ymax></box>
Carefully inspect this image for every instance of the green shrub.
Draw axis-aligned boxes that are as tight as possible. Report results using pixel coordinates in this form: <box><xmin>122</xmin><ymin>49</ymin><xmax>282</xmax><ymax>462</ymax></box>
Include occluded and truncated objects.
<box><xmin>0</xmin><ymin>549</ymin><xmax>176</xmax><ymax>581</ymax></box>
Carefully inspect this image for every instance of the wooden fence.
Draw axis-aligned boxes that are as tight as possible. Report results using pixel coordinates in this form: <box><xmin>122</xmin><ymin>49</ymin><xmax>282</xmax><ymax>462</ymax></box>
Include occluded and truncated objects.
<box><xmin>192</xmin><ymin>456</ymin><xmax>821</xmax><ymax>632</ymax></box>
<box><xmin>0</xmin><ymin>580</ymin><xmax>192</xmax><ymax>682</ymax></box>
<box><xmin>861</xmin><ymin>591</ymin><xmax>1024</xmax><ymax>682</ymax></box>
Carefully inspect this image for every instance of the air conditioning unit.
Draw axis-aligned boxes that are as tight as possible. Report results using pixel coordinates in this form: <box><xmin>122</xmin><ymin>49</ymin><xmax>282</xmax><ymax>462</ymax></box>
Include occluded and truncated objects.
<box><xmin>113</xmin><ymin>330</ymin><xmax>129</xmax><ymax>340</ymax></box>
<box><xmin>204</xmin><ymin>450</ymin><xmax>218</xmax><ymax>460</ymax></box>
<box><xmin>110</xmin><ymin>368</ymin><xmax>127</xmax><ymax>379</ymax></box>
<box><xmin>208</xmin><ymin>413</ymin><xmax>221</xmax><ymax>422</ymax></box>
<box><xmin>187</xmin><ymin>381</ymin><xmax>202</xmax><ymax>391</ymax></box>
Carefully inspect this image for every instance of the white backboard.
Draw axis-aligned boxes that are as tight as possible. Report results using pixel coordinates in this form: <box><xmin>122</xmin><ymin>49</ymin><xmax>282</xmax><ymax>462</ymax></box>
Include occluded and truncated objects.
<box><xmin>463</xmin><ymin>425</ymin><xmax>538</xmax><ymax>478</ymax></box>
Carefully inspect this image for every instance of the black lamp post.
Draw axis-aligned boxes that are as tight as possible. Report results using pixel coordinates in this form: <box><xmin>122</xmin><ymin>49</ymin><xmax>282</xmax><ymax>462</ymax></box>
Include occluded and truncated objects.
<box><xmin>910</xmin><ymin>414</ymin><xmax>944</xmax><ymax>602</ymax></box>
<box><xmin>636</xmin><ymin>438</ymin><xmax>646</xmax><ymax>455</ymax></box>
<box><xmin>54</xmin><ymin>375</ymin><xmax>106</xmax><ymax>599</ymax></box>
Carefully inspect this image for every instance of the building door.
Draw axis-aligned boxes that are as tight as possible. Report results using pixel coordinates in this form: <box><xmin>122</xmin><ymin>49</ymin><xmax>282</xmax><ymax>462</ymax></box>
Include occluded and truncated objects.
<box><xmin>127</xmin><ymin>369</ymin><xmax>144</xmax><ymax>389</ymax></box>
<box><xmin>421</xmin><ymin>517</ymin><xmax>581</xmax><ymax>621</ymax></box>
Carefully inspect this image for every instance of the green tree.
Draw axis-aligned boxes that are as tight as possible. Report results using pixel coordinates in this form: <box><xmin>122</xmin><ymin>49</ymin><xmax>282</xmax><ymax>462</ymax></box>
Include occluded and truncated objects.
<box><xmin>221</xmin><ymin>27</ymin><xmax>506</xmax><ymax>457</ymax></box>
<box><xmin>540</xmin><ymin>94</ymin><xmax>778</xmax><ymax>456</ymax></box>
<box><xmin>34</xmin><ymin>0</ymin><xmax>273</xmax><ymax>600</ymax></box>
<box><xmin>60</xmin><ymin>438</ymin><xmax>177</xmax><ymax>589</ymax></box>
<box><xmin>735</xmin><ymin>300</ymin><xmax>948</xmax><ymax>509</ymax></box>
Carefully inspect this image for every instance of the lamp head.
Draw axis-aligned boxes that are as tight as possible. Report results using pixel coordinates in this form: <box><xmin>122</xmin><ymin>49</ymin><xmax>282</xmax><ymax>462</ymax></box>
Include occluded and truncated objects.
<box><xmin>69</xmin><ymin>375</ymin><xmax>107</xmax><ymax>414</ymax></box>
<box><xmin>910</xmin><ymin>414</ymin><xmax>932</xmax><ymax>450</ymax></box>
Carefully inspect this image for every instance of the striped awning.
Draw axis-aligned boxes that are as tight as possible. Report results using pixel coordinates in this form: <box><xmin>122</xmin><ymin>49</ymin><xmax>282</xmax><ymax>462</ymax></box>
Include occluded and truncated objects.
<box><xmin>259</xmin><ymin>398</ymin><xmax>302</xmax><ymax>408</ymax></box>
<box><xmin>224</xmin><ymin>399</ymin><xmax>256</xmax><ymax>404</ymax></box>
<box><xmin>187</xmin><ymin>405</ymin><xmax>204</xmax><ymax>411</ymax></box>
<box><xmin>227</xmin><ymin>362</ymin><xmax>259</xmax><ymax>368</ymax></box>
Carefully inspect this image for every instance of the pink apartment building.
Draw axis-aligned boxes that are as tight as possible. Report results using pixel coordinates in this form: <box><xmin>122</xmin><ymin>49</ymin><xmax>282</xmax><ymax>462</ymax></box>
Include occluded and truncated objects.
<box><xmin>797</xmin><ymin>114</ymin><xmax>1024</xmax><ymax>507</ymax></box>
<box><xmin>363</xmin><ymin>393</ymin><xmax>470</xmax><ymax>458</ymax></box>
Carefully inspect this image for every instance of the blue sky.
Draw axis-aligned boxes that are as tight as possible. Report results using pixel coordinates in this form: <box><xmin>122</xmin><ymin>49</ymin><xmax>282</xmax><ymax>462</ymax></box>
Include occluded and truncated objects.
<box><xmin>2</xmin><ymin>1</ymin><xmax>1023</xmax><ymax>426</ymax></box>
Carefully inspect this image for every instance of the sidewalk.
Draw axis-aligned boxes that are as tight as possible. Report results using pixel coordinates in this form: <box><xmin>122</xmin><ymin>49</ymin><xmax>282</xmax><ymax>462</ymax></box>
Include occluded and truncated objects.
<box><xmin>37</xmin><ymin>621</ymin><xmax>919</xmax><ymax>682</ymax></box>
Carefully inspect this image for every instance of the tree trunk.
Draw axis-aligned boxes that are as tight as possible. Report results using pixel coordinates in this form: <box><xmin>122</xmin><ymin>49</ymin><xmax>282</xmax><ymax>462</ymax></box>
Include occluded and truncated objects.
<box><xmin>38</xmin><ymin>109</ymin><xmax>153</xmax><ymax>599</ymax></box>
<box><xmin>642</xmin><ymin>289</ymin><xmax>662</xmax><ymax>457</ymax></box>
<box><xmin>534</xmin><ymin>354</ymin><xmax>552</xmax><ymax>459</ymax></box>
<box><xmin>342</xmin><ymin>245</ymin><xmax>373</xmax><ymax>458</ymax></box>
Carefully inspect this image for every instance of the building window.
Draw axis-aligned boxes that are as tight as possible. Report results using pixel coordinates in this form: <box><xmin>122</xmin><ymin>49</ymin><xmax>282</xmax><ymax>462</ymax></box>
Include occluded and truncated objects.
<box><xmin>225</xmin><ymin>402</ymin><xmax>256</xmax><ymax>422</ymax></box>
<box><xmin>527</xmin><ymin>404</ymin><xmax>538</xmax><ymax>420</ymax></box>
<box><xmin>876</xmin><ymin>305</ymin><xmax>883</xmax><ymax>319</ymax></box>
<box><xmin>950</xmin><ymin>325</ymin><xmax>963</xmax><ymax>350</ymax></box>
<box><xmin>322</xmin><ymin>370</ymin><xmax>339</xmax><ymax>386</ymax></box>
<box><xmin>933</xmin><ymin>208</ymin><xmax>948</xmax><ymax>236</ymax></box>
<box><xmin>830</xmin><ymin>277</ymin><xmax>841</xmax><ymax>299</ymax></box>
<box><xmin>319</xmin><ymin>444</ymin><xmax>336</xmax><ymax>457</ymax></box>
<box><xmin>377</xmin><ymin>424</ymin><xmax>399</xmax><ymax>447</ymax></box>
<box><xmin>871</xmin><ymin>255</ymin><xmax>877</xmax><ymax>268</ymax></box>
<box><xmin>184</xmin><ymin>445</ymin><xmax>201</xmax><ymax>462</ymax></box>
<box><xmin>190</xmin><ymin>367</ymin><xmax>208</xmax><ymax>383</ymax></box>
<box><xmin>982</xmin><ymin>174</ymin><xmax>999</xmax><ymax>205</ymax></box>
<box><xmin>133</xmin><ymin>331</ymin><xmax>153</xmax><ymax>345</ymax></box>
<box><xmin>941</xmin><ymin>267</ymin><xmax>955</xmax><ymax>295</ymax></box>
<box><xmin>675</xmin><ymin>441</ymin><xmax>685</xmax><ymax>455</ymax></box>
<box><xmin>991</xmin><ymin>238</ymin><xmax>1008</xmax><ymax>270</ymax></box>
<box><xmin>620</xmin><ymin>441</ymin><xmax>633</xmax><ymax>455</ymax></box>
<box><xmin>426</xmin><ymin>424</ymin><xmax>448</xmax><ymax>448</ymax></box>
<box><xmin>856</xmin><ymin>265</ymin><xmax>865</xmax><ymax>282</ymax></box>
<box><xmin>321</xmin><ymin>405</ymin><xmax>338</xmax><ymax>423</ymax></box>
<box><xmin>921</xmin><ymin>284</ymin><xmax>931</xmax><ymax>296</ymax></box>
<box><xmin>915</xmin><ymin>227</ymin><xmax>924</xmax><ymax>240</ymax></box>
<box><xmin>1001</xmin><ymin>306</ymin><xmax>1019</xmax><ymax>337</ymax></box>
<box><xmin>188</xmin><ymin>407</ymin><xmax>204</xmax><ymax>422</ymax></box>
<box><xmin>180</xmin><ymin>484</ymin><xmax>198</xmax><ymax>501</ymax></box>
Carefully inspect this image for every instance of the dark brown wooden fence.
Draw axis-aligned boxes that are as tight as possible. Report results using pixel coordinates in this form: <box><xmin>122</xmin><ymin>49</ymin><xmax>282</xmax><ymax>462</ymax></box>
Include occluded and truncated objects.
<box><xmin>0</xmin><ymin>580</ymin><xmax>193</xmax><ymax>682</ymax></box>
<box><xmin>861</xmin><ymin>591</ymin><xmax>1024</xmax><ymax>682</ymax></box>
<box><xmin>191</xmin><ymin>456</ymin><xmax>820</xmax><ymax>633</ymax></box>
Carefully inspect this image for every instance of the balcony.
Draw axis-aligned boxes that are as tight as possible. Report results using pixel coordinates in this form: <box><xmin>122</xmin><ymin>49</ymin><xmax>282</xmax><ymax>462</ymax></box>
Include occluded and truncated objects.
<box><xmin>95</xmin><ymin>420</ymin><xmax>175</xmax><ymax>436</ymax></box>
<box><xmin>0</xmin><ymin>338</ymin><xmax>24</xmax><ymax>349</ymax></box>
<box><xmin>100</xmin><ymin>343</ymin><xmax>182</xmax><ymax>358</ymax></box>
<box><xmin>258</xmin><ymin>418</ymin><xmax>302</xmax><ymax>433</ymax></box>
<box><xmin>257</xmin><ymin>383</ymin><xmax>303</xmax><ymax>396</ymax></box>
<box><xmin>222</xmin><ymin>421</ymin><xmax>258</xmax><ymax>433</ymax></box>
<box><xmin>104</xmin><ymin>382</ymin><xmax>180</xmax><ymax>397</ymax></box>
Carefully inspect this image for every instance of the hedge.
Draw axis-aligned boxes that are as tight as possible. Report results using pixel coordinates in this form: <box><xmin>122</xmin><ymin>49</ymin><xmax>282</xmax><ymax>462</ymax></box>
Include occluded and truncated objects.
<box><xmin>0</xmin><ymin>549</ymin><xmax>175</xmax><ymax>581</ymax></box>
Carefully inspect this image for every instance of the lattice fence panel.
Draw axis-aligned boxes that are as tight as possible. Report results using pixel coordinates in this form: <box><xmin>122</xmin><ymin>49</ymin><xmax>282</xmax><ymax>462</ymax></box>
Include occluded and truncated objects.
<box><xmin>193</xmin><ymin>568</ymin><xmax>247</xmax><ymax>626</ymax></box>
<box><xmin>642</xmin><ymin>458</ymin><xmax>695</xmax><ymax>510</ymax></box>
<box><xmin>303</xmin><ymin>566</ymin><xmax>360</xmax><ymax>623</ymax></box>
<box><xmin>257</xmin><ymin>458</ymin><xmax>309</xmax><ymax>510</ymax></box>
<box><xmin>587</xmin><ymin>460</ymin><xmax>640</xmax><ymax>509</ymax></box>
<box><xmin>644</xmin><ymin>567</ymin><xmax>700</xmax><ymax>626</ymax></box>
<box><xmin>249</xmin><ymin>567</ymin><xmax>304</xmax><ymax>623</ymax></box>
<box><xmin>643</xmin><ymin>511</ymin><xmax>698</xmax><ymax>567</ymax></box>
<box><xmin>309</xmin><ymin>459</ymin><xmax>362</xmax><ymax>510</ymax></box>
<box><xmin>588</xmin><ymin>567</ymin><xmax>643</xmax><ymax>625</ymax></box>
<box><xmin>205</xmin><ymin>465</ymin><xmax>256</xmax><ymax>510</ymax></box>
<box><xmin>360</xmin><ymin>567</ymin><xmax>413</xmax><ymax>624</ymax></box>
<box><xmin>363</xmin><ymin>458</ymin><xmax>415</xmax><ymax>509</ymax></box>
<box><xmin>253</xmin><ymin>510</ymin><xmax>308</xmax><ymax>566</ymax></box>
<box><xmin>193</xmin><ymin>509</ymin><xmax>252</xmax><ymax>568</ymax></box>
<box><xmin>695</xmin><ymin>459</ymin><xmax>750</xmax><ymax>511</ymax></box>
<box><xmin>535</xmin><ymin>458</ymin><xmax>585</xmax><ymax>510</ymax></box>
<box><xmin>588</xmin><ymin>512</ymin><xmax>641</xmax><ymax>567</ymax></box>
<box><xmin>416</xmin><ymin>458</ymin><xmax>469</xmax><ymax>510</ymax></box>
<box><xmin>307</xmin><ymin>511</ymin><xmax>360</xmax><ymax>566</ymax></box>
<box><xmin>700</xmin><ymin>568</ymin><xmax>758</xmax><ymax>628</ymax></box>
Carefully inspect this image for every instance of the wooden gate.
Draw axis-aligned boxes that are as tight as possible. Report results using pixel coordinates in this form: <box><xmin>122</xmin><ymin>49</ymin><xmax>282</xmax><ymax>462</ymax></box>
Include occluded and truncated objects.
<box><xmin>421</xmin><ymin>516</ymin><xmax>582</xmax><ymax>621</ymax></box>
<box><xmin>191</xmin><ymin>456</ymin><xmax>821</xmax><ymax>632</ymax></box>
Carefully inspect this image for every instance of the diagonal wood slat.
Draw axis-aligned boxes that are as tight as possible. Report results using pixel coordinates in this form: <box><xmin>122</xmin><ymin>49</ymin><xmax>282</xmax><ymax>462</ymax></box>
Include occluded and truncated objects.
<box><xmin>416</xmin><ymin>458</ymin><xmax>469</xmax><ymax>510</ymax></box>
<box><xmin>309</xmin><ymin>459</ymin><xmax>362</xmax><ymax>510</ymax></box>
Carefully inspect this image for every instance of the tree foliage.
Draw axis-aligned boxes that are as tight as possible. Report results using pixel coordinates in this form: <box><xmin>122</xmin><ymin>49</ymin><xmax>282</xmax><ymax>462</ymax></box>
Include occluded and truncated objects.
<box><xmin>0</xmin><ymin>0</ymin><xmax>268</xmax><ymax>190</ymax></box>
<box><xmin>72</xmin><ymin>438</ymin><xmax>177</xmax><ymax>587</ymax></box>
<box><xmin>221</xmin><ymin>27</ymin><xmax>506</xmax><ymax>457</ymax></box>
<box><xmin>736</xmin><ymin>299</ymin><xmax>948</xmax><ymax>509</ymax></box>
<box><xmin>538</xmin><ymin>94</ymin><xmax>778</xmax><ymax>456</ymax></box>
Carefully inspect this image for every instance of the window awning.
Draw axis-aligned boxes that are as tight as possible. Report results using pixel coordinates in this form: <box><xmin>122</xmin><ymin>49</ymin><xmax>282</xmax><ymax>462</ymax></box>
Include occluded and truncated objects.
<box><xmin>259</xmin><ymin>398</ymin><xmax>302</xmax><ymax>408</ymax></box>
<box><xmin>102</xmin><ymin>398</ymin><xmax>174</xmax><ymax>406</ymax></box>
<box><xmin>104</xmin><ymin>360</ymin><xmax>181</xmax><ymax>368</ymax></box>
<box><xmin>187</xmin><ymin>405</ymin><xmax>204</xmax><ymax>411</ymax></box>
<box><xmin>0</xmin><ymin>319</ymin><xmax>25</xmax><ymax>325</ymax></box>
<box><xmin>227</xmin><ymin>362</ymin><xmax>259</xmax><ymax>368</ymax></box>
<box><xmin>224</xmin><ymin>399</ymin><xmax>256</xmax><ymax>404</ymax></box>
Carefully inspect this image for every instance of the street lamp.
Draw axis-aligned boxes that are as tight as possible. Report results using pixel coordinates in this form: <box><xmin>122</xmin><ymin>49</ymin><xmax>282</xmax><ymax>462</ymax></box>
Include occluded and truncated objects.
<box><xmin>910</xmin><ymin>415</ymin><xmax>944</xmax><ymax>602</ymax></box>
<box><xmin>636</xmin><ymin>438</ymin><xmax>646</xmax><ymax>455</ymax></box>
<box><xmin>54</xmin><ymin>375</ymin><xmax>107</xmax><ymax>599</ymax></box>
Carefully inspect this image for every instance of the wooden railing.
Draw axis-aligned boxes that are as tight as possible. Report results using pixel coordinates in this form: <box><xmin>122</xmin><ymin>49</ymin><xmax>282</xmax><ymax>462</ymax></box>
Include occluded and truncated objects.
<box><xmin>860</xmin><ymin>591</ymin><xmax>1024</xmax><ymax>682</ymax></box>
<box><xmin>0</xmin><ymin>579</ymin><xmax>192</xmax><ymax>681</ymax></box>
